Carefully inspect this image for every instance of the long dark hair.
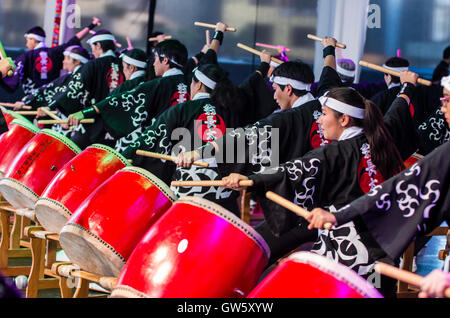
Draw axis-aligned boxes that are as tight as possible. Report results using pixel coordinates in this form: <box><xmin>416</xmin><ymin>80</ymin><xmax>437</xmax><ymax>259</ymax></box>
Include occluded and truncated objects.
<box><xmin>326</xmin><ymin>87</ymin><xmax>404</xmax><ymax>179</ymax></box>
<box><xmin>192</xmin><ymin>64</ymin><xmax>243</xmax><ymax>112</ymax></box>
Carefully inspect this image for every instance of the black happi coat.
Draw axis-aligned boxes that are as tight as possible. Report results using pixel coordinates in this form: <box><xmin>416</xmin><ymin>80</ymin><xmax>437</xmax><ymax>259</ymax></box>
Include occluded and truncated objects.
<box><xmin>335</xmin><ymin>141</ymin><xmax>449</xmax><ymax>261</ymax></box>
<box><xmin>371</xmin><ymin>85</ymin><xmax>401</xmax><ymax>115</ymax></box>
<box><xmin>48</xmin><ymin>52</ymin><xmax>125</xmax><ymax>147</ymax></box>
<box><xmin>122</xmin><ymin>96</ymin><xmax>242</xmax><ymax>214</ymax></box>
<box><xmin>417</xmin><ymin>107</ymin><xmax>450</xmax><ymax>155</ymax></box>
<box><xmin>248</xmin><ymin>134</ymin><xmax>393</xmax><ymax>277</ymax></box>
<box><xmin>1</xmin><ymin>37</ymin><xmax>81</xmax><ymax>95</ymax></box>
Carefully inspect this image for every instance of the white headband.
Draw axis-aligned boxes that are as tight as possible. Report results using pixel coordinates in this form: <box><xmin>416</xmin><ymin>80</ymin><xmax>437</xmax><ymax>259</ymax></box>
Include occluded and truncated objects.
<box><xmin>87</xmin><ymin>34</ymin><xmax>116</xmax><ymax>45</ymax></box>
<box><xmin>64</xmin><ymin>51</ymin><xmax>89</xmax><ymax>64</ymax></box>
<box><xmin>319</xmin><ymin>96</ymin><xmax>365</xmax><ymax>119</ymax></box>
<box><xmin>24</xmin><ymin>33</ymin><xmax>45</xmax><ymax>43</ymax></box>
<box><xmin>270</xmin><ymin>75</ymin><xmax>311</xmax><ymax>91</ymax></box>
<box><xmin>441</xmin><ymin>75</ymin><xmax>450</xmax><ymax>92</ymax></box>
<box><xmin>120</xmin><ymin>54</ymin><xmax>147</xmax><ymax>69</ymax></box>
<box><xmin>382</xmin><ymin>64</ymin><xmax>409</xmax><ymax>73</ymax></box>
<box><xmin>195</xmin><ymin>69</ymin><xmax>216</xmax><ymax>90</ymax></box>
<box><xmin>336</xmin><ymin>64</ymin><xmax>355</xmax><ymax>78</ymax></box>
<box><xmin>157</xmin><ymin>53</ymin><xmax>183</xmax><ymax>68</ymax></box>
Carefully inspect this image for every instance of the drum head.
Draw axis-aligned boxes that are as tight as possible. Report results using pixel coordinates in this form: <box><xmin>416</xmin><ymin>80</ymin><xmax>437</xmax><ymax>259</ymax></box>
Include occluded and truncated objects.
<box><xmin>35</xmin><ymin>198</ymin><xmax>73</xmax><ymax>233</ymax></box>
<box><xmin>0</xmin><ymin>177</ymin><xmax>39</xmax><ymax>209</ymax></box>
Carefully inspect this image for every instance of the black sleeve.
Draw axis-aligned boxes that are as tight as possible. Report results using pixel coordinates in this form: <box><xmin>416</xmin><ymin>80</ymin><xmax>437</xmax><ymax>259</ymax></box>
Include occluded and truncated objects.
<box><xmin>0</xmin><ymin>111</ymin><xmax>8</xmax><ymax>134</ymax></box>
<box><xmin>316</xmin><ymin>66</ymin><xmax>342</xmax><ymax>97</ymax></box>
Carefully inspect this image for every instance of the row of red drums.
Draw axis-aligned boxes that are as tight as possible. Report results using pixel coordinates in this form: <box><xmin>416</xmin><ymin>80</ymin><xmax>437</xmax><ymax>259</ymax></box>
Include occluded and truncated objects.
<box><xmin>0</xmin><ymin>108</ymin><xmax>383</xmax><ymax>298</ymax></box>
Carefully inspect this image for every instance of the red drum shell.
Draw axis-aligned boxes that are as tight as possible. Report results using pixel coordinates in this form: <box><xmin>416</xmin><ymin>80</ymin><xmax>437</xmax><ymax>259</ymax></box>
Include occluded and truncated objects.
<box><xmin>59</xmin><ymin>167</ymin><xmax>177</xmax><ymax>277</ymax></box>
<box><xmin>1</xmin><ymin>109</ymin><xmax>34</xmax><ymax>127</ymax></box>
<box><xmin>0</xmin><ymin>129</ymin><xmax>81</xmax><ymax>209</ymax></box>
<box><xmin>35</xmin><ymin>144</ymin><xmax>131</xmax><ymax>233</ymax></box>
<box><xmin>247</xmin><ymin>252</ymin><xmax>383</xmax><ymax>298</ymax></box>
<box><xmin>111</xmin><ymin>196</ymin><xmax>270</xmax><ymax>298</ymax></box>
<box><xmin>0</xmin><ymin>119</ymin><xmax>40</xmax><ymax>177</ymax></box>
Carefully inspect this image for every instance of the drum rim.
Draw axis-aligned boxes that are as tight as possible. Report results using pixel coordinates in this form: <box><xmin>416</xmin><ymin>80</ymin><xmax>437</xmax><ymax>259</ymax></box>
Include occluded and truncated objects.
<box><xmin>40</xmin><ymin>129</ymin><xmax>82</xmax><ymax>154</ymax></box>
<box><xmin>111</xmin><ymin>285</ymin><xmax>149</xmax><ymax>298</ymax></box>
<box><xmin>121</xmin><ymin>166</ymin><xmax>177</xmax><ymax>202</ymax></box>
<box><xmin>286</xmin><ymin>251</ymin><xmax>383</xmax><ymax>298</ymax></box>
<box><xmin>10</xmin><ymin>119</ymin><xmax>41</xmax><ymax>134</ymax></box>
<box><xmin>2</xmin><ymin>109</ymin><xmax>35</xmax><ymax>126</ymax></box>
<box><xmin>0</xmin><ymin>177</ymin><xmax>40</xmax><ymax>207</ymax></box>
<box><xmin>176</xmin><ymin>196</ymin><xmax>271</xmax><ymax>261</ymax></box>
<box><xmin>87</xmin><ymin>144</ymin><xmax>132</xmax><ymax>167</ymax></box>
<box><xmin>61</xmin><ymin>222</ymin><xmax>126</xmax><ymax>276</ymax></box>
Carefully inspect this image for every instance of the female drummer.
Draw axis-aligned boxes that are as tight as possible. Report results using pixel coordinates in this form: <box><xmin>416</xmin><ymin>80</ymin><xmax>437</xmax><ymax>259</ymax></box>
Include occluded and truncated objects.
<box><xmin>220</xmin><ymin>73</ymin><xmax>419</xmax><ymax>297</ymax></box>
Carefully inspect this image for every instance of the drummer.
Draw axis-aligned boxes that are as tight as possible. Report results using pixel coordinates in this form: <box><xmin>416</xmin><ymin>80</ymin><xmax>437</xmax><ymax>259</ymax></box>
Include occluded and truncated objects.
<box><xmin>0</xmin><ymin>58</ymin><xmax>15</xmax><ymax>134</ymax></box>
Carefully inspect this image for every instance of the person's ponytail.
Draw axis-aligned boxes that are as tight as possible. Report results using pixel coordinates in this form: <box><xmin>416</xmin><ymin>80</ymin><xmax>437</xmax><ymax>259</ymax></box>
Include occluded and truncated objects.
<box><xmin>362</xmin><ymin>98</ymin><xmax>404</xmax><ymax>179</ymax></box>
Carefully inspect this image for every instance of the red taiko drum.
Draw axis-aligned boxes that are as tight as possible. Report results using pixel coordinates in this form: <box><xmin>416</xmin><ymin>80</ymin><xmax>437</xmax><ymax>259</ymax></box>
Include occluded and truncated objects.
<box><xmin>1</xmin><ymin>108</ymin><xmax>34</xmax><ymax>127</ymax></box>
<box><xmin>247</xmin><ymin>252</ymin><xmax>383</xmax><ymax>298</ymax></box>
<box><xmin>0</xmin><ymin>119</ymin><xmax>40</xmax><ymax>177</ymax></box>
<box><xmin>111</xmin><ymin>196</ymin><xmax>270</xmax><ymax>298</ymax></box>
<box><xmin>35</xmin><ymin>144</ymin><xmax>131</xmax><ymax>234</ymax></box>
<box><xmin>59</xmin><ymin>166</ymin><xmax>177</xmax><ymax>277</ymax></box>
<box><xmin>0</xmin><ymin>129</ymin><xmax>81</xmax><ymax>209</ymax></box>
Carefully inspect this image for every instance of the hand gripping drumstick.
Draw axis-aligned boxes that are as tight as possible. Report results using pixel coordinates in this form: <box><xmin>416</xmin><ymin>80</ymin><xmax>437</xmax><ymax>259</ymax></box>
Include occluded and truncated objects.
<box><xmin>136</xmin><ymin>150</ymin><xmax>209</xmax><ymax>168</ymax></box>
<box><xmin>0</xmin><ymin>40</ymin><xmax>15</xmax><ymax>76</ymax></box>
<box><xmin>37</xmin><ymin>119</ymin><xmax>95</xmax><ymax>125</ymax></box>
<box><xmin>171</xmin><ymin>179</ymin><xmax>254</xmax><ymax>187</ymax></box>
<box><xmin>374</xmin><ymin>262</ymin><xmax>450</xmax><ymax>298</ymax></box>
<box><xmin>307</xmin><ymin>34</ymin><xmax>347</xmax><ymax>49</ymax></box>
<box><xmin>194</xmin><ymin>22</ymin><xmax>237</xmax><ymax>32</ymax></box>
<box><xmin>359</xmin><ymin>60</ymin><xmax>432</xmax><ymax>86</ymax></box>
<box><xmin>42</xmin><ymin>107</ymin><xmax>63</xmax><ymax>121</ymax></box>
<box><xmin>0</xmin><ymin>102</ymin><xmax>32</xmax><ymax>110</ymax></box>
<box><xmin>265</xmin><ymin>191</ymin><xmax>333</xmax><ymax>230</ymax></box>
<box><xmin>237</xmin><ymin>43</ymin><xmax>284</xmax><ymax>65</ymax></box>
<box><xmin>148</xmin><ymin>35</ymin><xmax>172</xmax><ymax>42</ymax></box>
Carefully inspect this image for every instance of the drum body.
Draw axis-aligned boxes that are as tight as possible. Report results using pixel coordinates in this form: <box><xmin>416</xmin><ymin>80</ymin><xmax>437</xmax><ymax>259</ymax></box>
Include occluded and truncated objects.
<box><xmin>1</xmin><ymin>108</ymin><xmax>34</xmax><ymax>127</ymax></box>
<box><xmin>0</xmin><ymin>129</ymin><xmax>81</xmax><ymax>209</ymax></box>
<box><xmin>247</xmin><ymin>252</ymin><xmax>383</xmax><ymax>298</ymax></box>
<box><xmin>0</xmin><ymin>119</ymin><xmax>40</xmax><ymax>177</ymax></box>
<box><xmin>111</xmin><ymin>196</ymin><xmax>270</xmax><ymax>298</ymax></box>
<box><xmin>35</xmin><ymin>144</ymin><xmax>131</xmax><ymax>233</ymax></box>
<box><xmin>59</xmin><ymin>167</ymin><xmax>177</xmax><ymax>277</ymax></box>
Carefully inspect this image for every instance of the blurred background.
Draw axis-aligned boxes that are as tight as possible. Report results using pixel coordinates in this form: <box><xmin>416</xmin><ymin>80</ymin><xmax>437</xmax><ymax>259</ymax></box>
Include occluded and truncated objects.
<box><xmin>0</xmin><ymin>0</ymin><xmax>448</xmax><ymax>100</ymax></box>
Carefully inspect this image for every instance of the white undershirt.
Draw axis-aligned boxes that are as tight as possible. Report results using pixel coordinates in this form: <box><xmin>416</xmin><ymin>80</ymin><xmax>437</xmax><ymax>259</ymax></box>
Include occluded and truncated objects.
<box><xmin>292</xmin><ymin>92</ymin><xmax>315</xmax><ymax>109</ymax></box>
<box><xmin>192</xmin><ymin>92</ymin><xmax>210</xmax><ymax>101</ymax></box>
<box><xmin>129</xmin><ymin>70</ymin><xmax>146</xmax><ymax>80</ymax></box>
<box><xmin>163</xmin><ymin>68</ymin><xmax>184</xmax><ymax>78</ymax></box>
<box><xmin>338</xmin><ymin>126</ymin><xmax>364</xmax><ymax>141</ymax></box>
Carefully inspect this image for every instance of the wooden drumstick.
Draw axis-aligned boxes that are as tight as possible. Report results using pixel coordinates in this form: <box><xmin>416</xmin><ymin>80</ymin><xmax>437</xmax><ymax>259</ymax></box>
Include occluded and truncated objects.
<box><xmin>265</xmin><ymin>191</ymin><xmax>333</xmax><ymax>230</ymax></box>
<box><xmin>374</xmin><ymin>262</ymin><xmax>450</xmax><ymax>298</ymax></box>
<box><xmin>136</xmin><ymin>150</ymin><xmax>209</xmax><ymax>168</ymax></box>
<box><xmin>0</xmin><ymin>40</ymin><xmax>15</xmax><ymax>76</ymax></box>
<box><xmin>307</xmin><ymin>34</ymin><xmax>347</xmax><ymax>49</ymax></box>
<box><xmin>126</xmin><ymin>36</ymin><xmax>133</xmax><ymax>50</ymax></box>
<box><xmin>194</xmin><ymin>22</ymin><xmax>237</xmax><ymax>32</ymax></box>
<box><xmin>206</xmin><ymin>30</ymin><xmax>211</xmax><ymax>46</ymax></box>
<box><xmin>15</xmin><ymin>110</ymin><xmax>57</xmax><ymax>115</ymax></box>
<box><xmin>359</xmin><ymin>60</ymin><xmax>432</xmax><ymax>86</ymax></box>
<box><xmin>42</xmin><ymin>107</ymin><xmax>62</xmax><ymax>121</ymax></box>
<box><xmin>37</xmin><ymin>119</ymin><xmax>95</xmax><ymax>125</ymax></box>
<box><xmin>148</xmin><ymin>35</ymin><xmax>172</xmax><ymax>42</ymax></box>
<box><xmin>237</xmin><ymin>43</ymin><xmax>284</xmax><ymax>65</ymax></box>
<box><xmin>0</xmin><ymin>102</ymin><xmax>32</xmax><ymax>110</ymax></box>
<box><xmin>255</xmin><ymin>42</ymin><xmax>291</xmax><ymax>52</ymax></box>
<box><xmin>171</xmin><ymin>180</ymin><xmax>254</xmax><ymax>187</ymax></box>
